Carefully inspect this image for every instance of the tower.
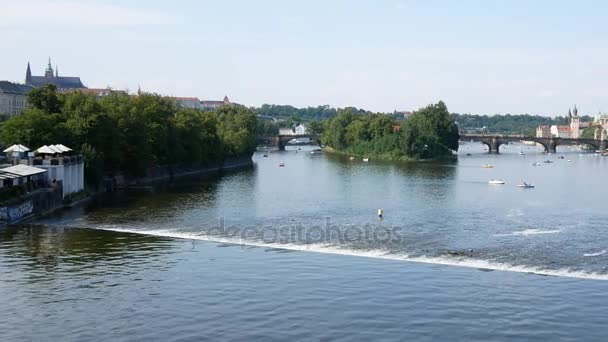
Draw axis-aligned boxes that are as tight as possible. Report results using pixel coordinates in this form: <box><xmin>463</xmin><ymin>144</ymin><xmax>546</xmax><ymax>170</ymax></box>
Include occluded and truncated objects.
<box><xmin>25</xmin><ymin>62</ymin><xmax>32</xmax><ymax>84</ymax></box>
<box><xmin>44</xmin><ymin>57</ymin><xmax>54</xmax><ymax>78</ymax></box>
<box><xmin>55</xmin><ymin>64</ymin><xmax>59</xmax><ymax>77</ymax></box>
<box><xmin>570</xmin><ymin>106</ymin><xmax>580</xmax><ymax>138</ymax></box>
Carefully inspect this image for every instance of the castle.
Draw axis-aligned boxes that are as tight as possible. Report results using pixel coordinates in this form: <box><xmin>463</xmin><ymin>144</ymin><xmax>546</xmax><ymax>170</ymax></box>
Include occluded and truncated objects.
<box><xmin>25</xmin><ymin>58</ymin><xmax>85</xmax><ymax>89</ymax></box>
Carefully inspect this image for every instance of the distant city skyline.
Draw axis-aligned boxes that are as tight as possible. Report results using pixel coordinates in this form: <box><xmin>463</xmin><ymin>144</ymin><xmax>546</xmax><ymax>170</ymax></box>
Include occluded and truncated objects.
<box><xmin>2</xmin><ymin>0</ymin><xmax>608</xmax><ymax>115</ymax></box>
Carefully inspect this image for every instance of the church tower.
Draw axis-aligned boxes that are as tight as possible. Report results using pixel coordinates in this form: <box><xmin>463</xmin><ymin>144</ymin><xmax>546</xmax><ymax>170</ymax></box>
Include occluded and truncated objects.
<box><xmin>44</xmin><ymin>58</ymin><xmax>55</xmax><ymax>78</ymax></box>
<box><xmin>570</xmin><ymin>105</ymin><xmax>581</xmax><ymax>138</ymax></box>
<box><xmin>25</xmin><ymin>62</ymin><xmax>32</xmax><ymax>84</ymax></box>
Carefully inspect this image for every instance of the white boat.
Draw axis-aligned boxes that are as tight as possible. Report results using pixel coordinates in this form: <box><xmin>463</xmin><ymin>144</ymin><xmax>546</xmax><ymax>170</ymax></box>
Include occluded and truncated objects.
<box><xmin>349</xmin><ymin>156</ymin><xmax>355</xmax><ymax>161</ymax></box>
<box><xmin>517</xmin><ymin>182</ymin><xmax>534</xmax><ymax>188</ymax></box>
<box><xmin>488</xmin><ymin>179</ymin><xmax>505</xmax><ymax>185</ymax></box>
<box><xmin>531</xmin><ymin>162</ymin><xmax>541</xmax><ymax>166</ymax></box>
<box><xmin>363</xmin><ymin>158</ymin><xmax>369</xmax><ymax>162</ymax></box>
<box><xmin>519</xmin><ymin>151</ymin><xmax>525</xmax><ymax>155</ymax></box>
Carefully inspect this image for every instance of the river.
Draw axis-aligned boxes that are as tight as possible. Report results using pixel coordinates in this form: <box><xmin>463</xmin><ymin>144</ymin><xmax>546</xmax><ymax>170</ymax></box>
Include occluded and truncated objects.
<box><xmin>1</xmin><ymin>143</ymin><xmax>607</xmax><ymax>341</ymax></box>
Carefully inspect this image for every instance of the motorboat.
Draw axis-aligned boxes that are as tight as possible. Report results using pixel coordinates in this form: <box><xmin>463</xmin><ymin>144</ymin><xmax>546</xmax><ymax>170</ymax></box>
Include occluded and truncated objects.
<box><xmin>488</xmin><ymin>179</ymin><xmax>505</xmax><ymax>185</ymax></box>
<box><xmin>517</xmin><ymin>182</ymin><xmax>535</xmax><ymax>189</ymax></box>
<box><xmin>531</xmin><ymin>162</ymin><xmax>541</xmax><ymax>166</ymax></box>
<box><xmin>519</xmin><ymin>151</ymin><xmax>525</xmax><ymax>155</ymax></box>
<box><xmin>543</xmin><ymin>160</ymin><xmax>554</xmax><ymax>164</ymax></box>
<box><xmin>263</xmin><ymin>154</ymin><xmax>269</xmax><ymax>158</ymax></box>
<box><xmin>363</xmin><ymin>158</ymin><xmax>369</xmax><ymax>162</ymax></box>
<box><xmin>278</xmin><ymin>163</ymin><xmax>285</xmax><ymax>167</ymax></box>
<box><xmin>482</xmin><ymin>164</ymin><xmax>494</xmax><ymax>168</ymax></box>
<box><xmin>349</xmin><ymin>156</ymin><xmax>355</xmax><ymax>161</ymax></box>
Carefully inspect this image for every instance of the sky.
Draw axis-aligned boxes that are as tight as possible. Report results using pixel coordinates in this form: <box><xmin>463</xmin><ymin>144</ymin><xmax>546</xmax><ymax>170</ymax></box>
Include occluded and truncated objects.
<box><xmin>1</xmin><ymin>0</ymin><xmax>607</xmax><ymax>115</ymax></box>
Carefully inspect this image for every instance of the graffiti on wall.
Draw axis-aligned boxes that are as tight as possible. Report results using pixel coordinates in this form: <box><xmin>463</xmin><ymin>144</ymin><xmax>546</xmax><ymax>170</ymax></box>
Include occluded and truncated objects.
<box><xmin>0</xmin><ymin>200</ymin><xmax>34</xmax><ymax>223</ymax></box>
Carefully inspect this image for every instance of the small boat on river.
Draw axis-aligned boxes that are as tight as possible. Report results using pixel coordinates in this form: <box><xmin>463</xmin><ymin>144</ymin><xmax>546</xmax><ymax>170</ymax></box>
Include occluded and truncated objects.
<box><xmin>517</xmin><ymin>182</ymin><xmax>534</xmax><ymax>189</ymax></box>
<box><xmin>482</xmin><ymin>164</ymin><xmax>494</xmax><ymax>168</ymax></box>
<box><xmin>488</xmin><ymin>179</ymin><xmax>505</xmax><ymax>185</ymax></box>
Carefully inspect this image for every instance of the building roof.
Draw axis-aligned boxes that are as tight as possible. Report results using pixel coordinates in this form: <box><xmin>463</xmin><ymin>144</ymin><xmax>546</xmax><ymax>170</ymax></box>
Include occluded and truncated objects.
<box><xmin>0</xmin><ymin>81</ymin><xmax>33</xmax><ymax>95</ymax></box>
<box><xmin>1</xmin><ymin>164</ymin><xmax>47</xmax><ymax>176</ymax></box>
<box><xmin>63</xmin><ymin>88</ymin><xmax>125</xmax><ymax>96</ymax></box>
<box><xmin>174</xmin><ymin>97</ymin><xmax>201</xmax><ymax>101</ymax></box>
<box><xmin>28</xmin><ymin>76</ymin><xmax>85</xmax><ymax>89</ymax></box>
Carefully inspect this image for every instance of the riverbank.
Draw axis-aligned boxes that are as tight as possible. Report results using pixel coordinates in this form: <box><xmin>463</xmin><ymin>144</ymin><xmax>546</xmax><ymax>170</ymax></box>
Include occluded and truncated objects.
<box><xmin>104</xmin><ymin>155</ymin><xmax>253</xmax><ymax>191</ymax></box>
<box><xmin>321</xmin><ymin>146</ymin><xmax>456</xmax><ymax>162</ymax></box>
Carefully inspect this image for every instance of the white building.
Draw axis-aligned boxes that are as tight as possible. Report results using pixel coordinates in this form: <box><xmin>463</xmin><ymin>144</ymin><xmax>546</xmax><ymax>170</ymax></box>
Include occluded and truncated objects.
<box><xmin>35</xmin><ymin>155</ymin><xmax>84</xmax><ymax>198</ymax></box>
<box><xmin>0</xmin><ymin>81</ymin><xmax>32</xmax><ymax>116</ymax></box>
<box><xmin>536</xmin><ymin>125</ymin><xmax>551</xmax><ymax>138</ymax></box>
<box><xmin>173</xmin><ymin>97</ymin><xmax>202</xmax><ymax>110</ymax></box>
<box><xmin>294</xmin><ymin>124</ymin><xmax>307</xmax><ymax>135</ymax></box>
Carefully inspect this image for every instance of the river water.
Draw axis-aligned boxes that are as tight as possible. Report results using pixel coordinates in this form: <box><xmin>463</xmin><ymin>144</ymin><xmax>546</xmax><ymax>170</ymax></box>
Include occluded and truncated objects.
<box><xmin>1</xmin><ymin>143</ymin><xmax>608</xmax><ymax>341</ymax></box>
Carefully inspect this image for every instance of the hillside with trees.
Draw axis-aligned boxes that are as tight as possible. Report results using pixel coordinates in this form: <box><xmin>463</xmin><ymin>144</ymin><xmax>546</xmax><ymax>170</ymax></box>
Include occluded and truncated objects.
<box><xmin>0</xmin><ymin>85</ymin><xmax>257</xmax><ymax>186</ymax></box>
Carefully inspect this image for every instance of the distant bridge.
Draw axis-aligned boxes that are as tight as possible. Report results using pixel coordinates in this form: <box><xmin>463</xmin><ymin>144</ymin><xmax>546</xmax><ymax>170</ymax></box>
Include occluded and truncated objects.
<box><xmin>272</xmin><ymin>134</ymin><xmax>314</xmax><ymax>151</ymax></box>
<box><xmin>461</xmin><ymin>134</ymin><xmax>607</xmax><ymax>154</ymax></box>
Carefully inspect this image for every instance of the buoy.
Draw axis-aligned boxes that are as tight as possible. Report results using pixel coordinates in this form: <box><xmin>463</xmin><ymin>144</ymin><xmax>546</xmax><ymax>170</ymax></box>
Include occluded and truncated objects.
<box><xmin>377</xmin><ymin>209</ymin><xmax>384</xmax><ymax>218</ymax></box>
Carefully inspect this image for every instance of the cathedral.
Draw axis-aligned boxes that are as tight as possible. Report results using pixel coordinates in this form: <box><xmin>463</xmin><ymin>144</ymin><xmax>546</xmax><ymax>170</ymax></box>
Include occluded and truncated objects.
<box><xmin>25</xmin><ymin>58</ymin><xmax>86</xmax><ymax>89</ymax></box>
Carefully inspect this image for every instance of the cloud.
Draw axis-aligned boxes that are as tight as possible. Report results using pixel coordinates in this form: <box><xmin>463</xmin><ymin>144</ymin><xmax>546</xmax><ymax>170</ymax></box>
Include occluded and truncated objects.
<box><xmin>0</xmin><ymin>1</ymin><xmax>176</xmax><ymax>27</ymax></box>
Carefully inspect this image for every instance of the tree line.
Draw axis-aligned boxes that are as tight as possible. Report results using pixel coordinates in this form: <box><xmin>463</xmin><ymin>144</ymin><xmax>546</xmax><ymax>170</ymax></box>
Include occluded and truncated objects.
<box><xmin>253</xmin><ymin>103</ymin><xmax>592</xmax><ymax>138</ymax></box>
<box><xmin>0</xmin><ymin>85</ymin><xmax>257</xmax><ymax>186</ymax></box>
<box><xmin>318</xmin><ymin>101</ymin><xmax>459</xmax><ymax>160</ymax></box>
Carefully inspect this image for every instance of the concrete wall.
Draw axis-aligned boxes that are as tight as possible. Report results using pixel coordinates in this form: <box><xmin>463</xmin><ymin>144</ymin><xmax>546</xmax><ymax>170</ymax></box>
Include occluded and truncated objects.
<box><xmin>0</xmin><ymin>185</ymin><xmax>63</xmax><ymax>224</ymax></box>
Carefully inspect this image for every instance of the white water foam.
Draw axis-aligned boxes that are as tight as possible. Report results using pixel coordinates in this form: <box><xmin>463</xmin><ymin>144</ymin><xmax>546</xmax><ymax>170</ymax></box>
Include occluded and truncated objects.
<box><xmin>584</xmin><ymin>250</ymin><xmax>607</xmax><ymax>257</ymax></box>
<box><xmin>94</xmin><ymin>227</ymin><xmax>608</xmax><ymax>281</ymax></box>
<box><xmin>494</xmin><ymin>229</ymin><xmax>561</xmax><ymax>237</ymax></box>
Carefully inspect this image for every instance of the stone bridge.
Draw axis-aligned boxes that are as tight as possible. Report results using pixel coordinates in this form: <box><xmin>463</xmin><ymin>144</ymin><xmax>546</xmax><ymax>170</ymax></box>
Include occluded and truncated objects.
<box><xmin>272</xmin><ymin>134</ymin><xmax>314</xmax><ymax>151</ymax></box>
<box><xmin>461</xmin><ymin>134</ymin><xmax>607</xmax><ymax>154</ymax></box>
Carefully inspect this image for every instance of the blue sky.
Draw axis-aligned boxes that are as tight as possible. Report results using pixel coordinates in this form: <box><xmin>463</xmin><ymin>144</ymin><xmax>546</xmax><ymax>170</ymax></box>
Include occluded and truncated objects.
<box><xmin>2</xmin><ymin>0</ymin><xmax>607</xmax><ymax>115</ymax></box>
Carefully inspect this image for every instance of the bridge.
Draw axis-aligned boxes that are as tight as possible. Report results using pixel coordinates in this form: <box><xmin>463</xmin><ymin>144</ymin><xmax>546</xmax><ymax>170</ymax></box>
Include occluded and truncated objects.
<box><xmin>273</xmin><ymin>134</ymin><xmax>314</xmax><ymax>151</ymax></box>
<box><xmin>461</xmin><ymin>134</ymin><xmax>607</xmax><ymax>154</ymax></box>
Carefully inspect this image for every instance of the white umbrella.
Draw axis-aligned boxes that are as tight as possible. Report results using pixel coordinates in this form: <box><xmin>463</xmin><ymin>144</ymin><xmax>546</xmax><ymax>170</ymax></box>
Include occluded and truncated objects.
<box><xmin>48</xmin><ymin>145</ymin><xmax>64</xmax><ymax>153</ymax></box>
<box><xmin>36</xmin><ymin>145</ymin><xmax>57</xmax><ymax>154</ymax></box>
<box><xmin>3</xmin><ymin>144</ymin><xmax>30</xmax><ymax>153</ymax></box>
<box><xmin>55</xmin><ymin>144</ymin><xmax>73</xmax><ymax>152</ymax></box>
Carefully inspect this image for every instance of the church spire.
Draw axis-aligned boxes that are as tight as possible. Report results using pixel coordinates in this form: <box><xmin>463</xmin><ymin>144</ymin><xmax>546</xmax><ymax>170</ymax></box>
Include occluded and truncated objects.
<box><xmin>44</xmin><ymin>57</ymin><xmax>55</xmax><ymax>78</ymax></box>
<box><xmin>573</xmin><ymin>105</ymin><xmax>578</xmax><ymax>117</ymax></box>
<box><xmin>55</xmin><ymin>64</ymin><xmax>59</xmax><ymax>77</ymax></box>
<box><xmin>25</xmin><ymin>62</ymin><xmax>32</xmax><ymax>84</ymax></box>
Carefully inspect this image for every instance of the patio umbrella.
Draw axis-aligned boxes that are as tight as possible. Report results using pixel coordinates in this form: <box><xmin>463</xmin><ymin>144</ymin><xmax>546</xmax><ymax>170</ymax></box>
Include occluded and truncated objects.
<box><xmin>36</xmin><ymin>145</ymin><xmax>57</xmax><ymax>154</ymax></box>
<box><xmin>3</xmin><ymin>144</ymin><xmax>30</xmax><ymax>153</ymax></box>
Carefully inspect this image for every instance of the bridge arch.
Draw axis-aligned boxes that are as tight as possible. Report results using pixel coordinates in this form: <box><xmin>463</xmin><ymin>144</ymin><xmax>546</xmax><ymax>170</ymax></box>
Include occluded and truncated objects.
<box><xmin>274</xmin><ymin>134</ymin><xmax>314</xmax><ymax>151</ymax></box>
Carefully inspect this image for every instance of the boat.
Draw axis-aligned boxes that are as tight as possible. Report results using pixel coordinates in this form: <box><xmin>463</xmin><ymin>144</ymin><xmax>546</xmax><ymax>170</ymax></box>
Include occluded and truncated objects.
<box><xmin>278</xmin><ymin>163</ymin><xmax>285</xmax><ymax>167</ymax></box>
<box><xmin>558</xmin><ymin>156</ymin><xmax>565</xmax><ymax>159</ymax></box>
<box><xmin>263</xmin><ymin>154</ymin><xmax>269</xmax><ymax>158</ymax></box>
<box><xmin>517</xmin><ymin>182</ymin><xmax>534</xmax><ymax>189</ymax></box>
<box><xmin>363</xmin><ymin>158</ymin><xmax>369</xmax><ymax>162</ymax></box>
<box><xmin>488</xmin><ymin>179</ymin><xmax>505</xmax><ymax>185</ymax></box>
<box><xmin>482</xmin><ymin>164</ymin><xmax>494</xmax><ymax>168</ymax></box>
<box><xmin>519</xmin><ymin>151</ymin><xmax>525</xmax><ymax>155</ymax></box>
<box><xmin>531</xmin><ymin>162</ymin><xmax>541</xmax><ymax>166</ymax></box>
<box><xmin>349</xmin><ymin>156</ymin><xmax>355</xmax><ymax>161</ymax></box>
<box><xmin>543</xmin><ymin>160</ymin><xmax>554</xmax><ymax>164</ymax></box>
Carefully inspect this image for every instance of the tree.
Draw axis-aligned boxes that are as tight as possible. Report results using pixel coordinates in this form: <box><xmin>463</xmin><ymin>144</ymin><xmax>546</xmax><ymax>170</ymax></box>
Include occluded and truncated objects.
<box><xmin>27</xmin><ymin>84</ymin><xmax>63</xmax><ymax>113</ymax></box>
